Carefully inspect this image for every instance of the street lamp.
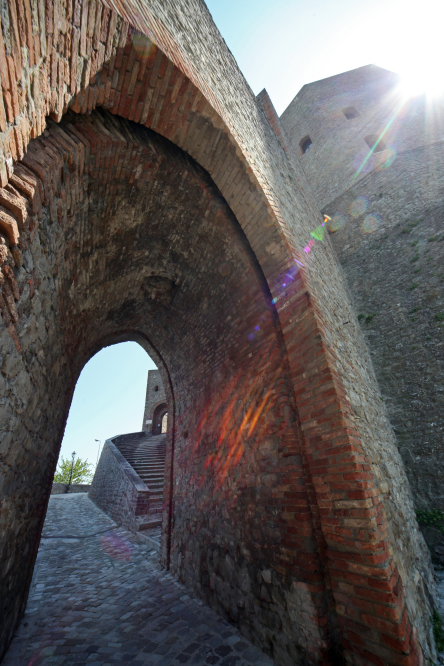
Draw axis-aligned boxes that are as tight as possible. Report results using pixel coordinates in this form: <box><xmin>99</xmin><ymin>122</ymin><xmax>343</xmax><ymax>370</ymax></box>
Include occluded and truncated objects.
<box><xmin>67</xmin><ymin>451</ymin><xmax>76</xmax><ymax>493</ymax></box>
<box><xmin>95</xmin><ymin>439</ymin><xmax>102</xmax><ymax>469</ymax></box>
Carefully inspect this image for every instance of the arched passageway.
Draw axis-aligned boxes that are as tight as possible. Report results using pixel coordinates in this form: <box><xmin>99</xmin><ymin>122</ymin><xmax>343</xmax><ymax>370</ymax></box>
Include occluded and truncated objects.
<box><xmin>152</xmin><ymin>403</ymin><xmax>168</xmax><ymax>436</ymax></box>
<box><xmin>1</xmin><ymin>109</ymin><xmax>326</xmax><ymax>662</ymax></box>
<box><xmin>0</xmin><ymin>0</ymin><xmax>435</xmax><ymax>664</ymax></box>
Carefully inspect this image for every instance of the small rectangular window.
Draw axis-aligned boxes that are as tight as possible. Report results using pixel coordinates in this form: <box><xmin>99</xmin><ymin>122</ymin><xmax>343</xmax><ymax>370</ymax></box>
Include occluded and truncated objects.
<box><xmin>300</xmin><ymin>135</ymin><xmax>312</xmax><ymax>155</ymax></box>
<box><xmin>364</xmin><ymin>134</ymin><xmax>386</xmax><ymax>152</ymax></box>
<box><xmin>343</xmin><ymin>106</ymin><xmax>359</xmax><ymax>120</ymax></box>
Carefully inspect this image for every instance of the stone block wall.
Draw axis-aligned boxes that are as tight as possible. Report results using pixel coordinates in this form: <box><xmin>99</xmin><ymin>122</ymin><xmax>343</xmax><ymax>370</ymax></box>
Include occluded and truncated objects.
<box><xmin>89</xmin><ymin>433</ymin><xmax>150</xmax><ymax>532</ymax></box>
<box><xmin>280</xmin><ymin>65</ymin><xmax>444</xmax><ymax>209</ymax></box>
<box><xmin>321</xmin><ymin>140</ymin><xmax>444</xmax><ymax>560</ymax></box>
<box><xmin>142</xmin><ymin>369</ymin><xmax>166</xmax><ymax>433</ymax></box>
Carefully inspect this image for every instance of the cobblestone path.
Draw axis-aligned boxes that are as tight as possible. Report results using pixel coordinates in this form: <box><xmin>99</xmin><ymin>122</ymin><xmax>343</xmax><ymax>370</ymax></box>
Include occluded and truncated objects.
<box><xmin>3</xmin><ymin>494</ymin><xmax>274</xmax><ymax>666</ymax></box>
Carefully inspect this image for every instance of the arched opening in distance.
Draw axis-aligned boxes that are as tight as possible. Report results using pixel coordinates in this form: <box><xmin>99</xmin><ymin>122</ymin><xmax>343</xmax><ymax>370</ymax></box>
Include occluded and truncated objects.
<box><xmin>152</xmin><ymin>403</ymin><xmax>168</xmax><ymax>435</ymax></box>
<box><xmin>58</xmin><ymin>341</ymin><xmax>156</xmax><ymax>474</ymax></box>
<box><xmin>161</xmin><ymin>413</ymin><xmax>168</xmax><ymax>433</ymax></box>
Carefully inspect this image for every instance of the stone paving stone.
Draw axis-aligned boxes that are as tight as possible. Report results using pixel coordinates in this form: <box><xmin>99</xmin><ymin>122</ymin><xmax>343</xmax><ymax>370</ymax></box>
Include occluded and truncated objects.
<box><xmin>3</xmin><ymin>494</ymin><xmax>274</xmax><ymax>666</ymax></box>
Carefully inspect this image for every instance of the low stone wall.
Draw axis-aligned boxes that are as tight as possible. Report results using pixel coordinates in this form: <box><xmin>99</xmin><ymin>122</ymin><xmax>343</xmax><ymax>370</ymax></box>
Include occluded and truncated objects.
<box><xmin>51</xmin><ymin>483</ymin><xmax>91</xmax><ymax>495</ymax></box>
<box><xmin>88</xmin><ymin>434</ymin><xmax>149</xmax><ymax>532</ymax></box>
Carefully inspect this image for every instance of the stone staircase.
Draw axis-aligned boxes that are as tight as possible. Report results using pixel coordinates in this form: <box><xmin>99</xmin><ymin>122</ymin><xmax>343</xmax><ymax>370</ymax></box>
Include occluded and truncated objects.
<box><xmin>114</xmin><ymin>434</ymin><xmax>167</xmax><ymax>531</ymax></box>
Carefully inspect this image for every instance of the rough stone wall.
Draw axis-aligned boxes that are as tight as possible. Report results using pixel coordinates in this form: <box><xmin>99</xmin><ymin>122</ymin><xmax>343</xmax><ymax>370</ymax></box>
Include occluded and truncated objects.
<box><xmin>280</xmin><ymin>65</ymin><xmax>444</xmax><ymax>209</ymax></box>
<box><xmin>142</xmin><ymin>368</ymin><xmax>166</xmax><ymax>432</ymax></box>
<box><xmin>0</xmin><ymin>110</ymin><xmax>333</xmax><ymax>665</ymax></box>
<box><xmin>89</xmin><ymin>435</ymin><xmax>149</xmax><ymax>531</ymax></box>
<box><xmin>281</xmin><ymin>60</ymin><xmax>444</xmax><ymax>565</ymax></box>
<box><xmin>321</xmin><ymin>141</ymin><xmax>444</xmax><ymax>560</ymax></box>
<box><xmin>0</xmin><ymin>1</ymin><xmax>437</xmax><ymax>664</ymax></box>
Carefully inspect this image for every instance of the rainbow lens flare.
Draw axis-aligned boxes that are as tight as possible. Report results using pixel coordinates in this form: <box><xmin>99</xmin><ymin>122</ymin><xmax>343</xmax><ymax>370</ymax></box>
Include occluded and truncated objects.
<box><xmin>349</xmin><ymin>197</ymin><xmax>368</xmax><ymax>218</ymax></box>
<box><xmin>361</xmin><ymin>214</ymin><xmax>381</xmax><ymax>234</ymax></box>
<box><xmin>327</xmin><ymin>214</ymin><xmax>346</xmax><ymax>232</ymax></box>
<box><xmin>376</xmin><ymin>146</ymin><xmax>397</xmax><ymax>171</ymax></box>
<box><xmin>100</xmin><ymin>533</ymin><xmax>134</xmax><ymax>561</ymax></box>
<box><xmin>310</xmin><ymin>224</ymin><xmax>325</xmax><ymax>241</ymax></box>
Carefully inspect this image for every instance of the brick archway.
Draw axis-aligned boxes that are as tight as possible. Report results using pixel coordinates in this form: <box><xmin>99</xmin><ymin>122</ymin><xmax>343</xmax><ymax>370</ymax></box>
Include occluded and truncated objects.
<box><xmin>0</xmin><ymin>0</ymin><xmax>435</xmax><ymax>664</ymax></box>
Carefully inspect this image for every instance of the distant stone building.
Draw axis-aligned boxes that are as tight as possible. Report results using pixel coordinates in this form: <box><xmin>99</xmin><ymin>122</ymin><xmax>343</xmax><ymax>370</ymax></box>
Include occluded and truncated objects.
<box><xmin>281</xmin><ymin>64</ymin><xmax>444</xmax><ymax>561</ymax></box>
<box><xmin>142</xmin><ymin>370</ymin><xmax>167</xmax><ymax>435</ymax></box>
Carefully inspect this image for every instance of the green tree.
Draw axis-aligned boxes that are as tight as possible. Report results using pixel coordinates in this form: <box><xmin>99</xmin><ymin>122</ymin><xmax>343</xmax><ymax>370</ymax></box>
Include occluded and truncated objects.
<box><xmin>54</xmin><ymin>456</ymin><xmax>94</xmax><ymax>484</ymax></box>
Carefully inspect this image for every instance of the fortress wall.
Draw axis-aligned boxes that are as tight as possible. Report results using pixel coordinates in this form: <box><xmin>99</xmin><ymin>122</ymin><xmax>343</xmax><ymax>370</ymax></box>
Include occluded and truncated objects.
<box><xmin>280</xmin><ymin>66</ymin><xmax>444</xmax><ymax>209</ymax></box>
<box><xmin>323</xmin><ymin>140</ymin><xmax>444</xmax><ymax>561</ymax></box>
<box><xmin>0</xmin><ymin>0</ymin><xmax>437</xmax><ymax>663</ymax></box>
<box><xmin>0</xmin><ymin>110</ymin><xmax>330</xmax><ymax>665</ymax></box>
<box><xmin>142</xmin><ymin>369</ymin><xmax>166</xmax><ymax>432</ymax></box>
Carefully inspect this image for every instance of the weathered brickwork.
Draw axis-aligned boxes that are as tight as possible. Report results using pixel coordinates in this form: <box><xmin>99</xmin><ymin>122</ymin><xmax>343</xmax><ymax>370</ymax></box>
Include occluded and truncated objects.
<box><xmin>142</xmin><ymin>368</ymin><xmax>166</xmax><ymax>433</ymax></box>
<box><xmin>322</xmin><ymin>144</ymin><xmax>444</xmax><ymax>560</ymax></box>
<box><xmin>0</xmin><ymin>2</ymin><xmax>437</xmax><ymax>665</ymax></box>
<box><xmin>281</xmin><ymin>66</ymin><xmax>444</xmax><ymax>564</ymax></box>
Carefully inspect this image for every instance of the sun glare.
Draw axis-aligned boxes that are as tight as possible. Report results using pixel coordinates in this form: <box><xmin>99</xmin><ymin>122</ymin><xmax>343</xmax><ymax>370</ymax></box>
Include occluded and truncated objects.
<box><xmin>398</xmin><ymin>67</ymin><xmax>444</xmax><ymax>100</ymax></box>
<box><xmin>392</xmin><ymin>0</ymin><xmax>444</xmax><ymax>100</ymax></box>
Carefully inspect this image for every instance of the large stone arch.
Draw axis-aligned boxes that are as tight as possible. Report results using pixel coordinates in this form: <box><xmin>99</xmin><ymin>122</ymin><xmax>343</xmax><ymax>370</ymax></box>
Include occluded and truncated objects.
<box><xmin>1</xmin><ymin>108</ymin><xmax>330</xmax><ymax>663</ymax></box>
<box><xmin>0</xmin><ymin>1</ymin><xmax>436</xmax><ymax>665</ymax></box>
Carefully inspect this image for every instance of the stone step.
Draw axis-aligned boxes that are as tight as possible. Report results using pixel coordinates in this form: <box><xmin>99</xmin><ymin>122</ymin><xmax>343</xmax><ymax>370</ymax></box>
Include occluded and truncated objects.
<box><xmin>117</xmin><ymin>435</ymin><xmax>166</xmax><ymax>531</ymax></box>
<box><xmin>114</xmin><ymin>434</ymin><xmax>167</xmax><ymax>528</ymax></box>
<box><xmin>138</xmin><ymin>517</ymin><xmax>162</xmax><ymax>531</ymax></box>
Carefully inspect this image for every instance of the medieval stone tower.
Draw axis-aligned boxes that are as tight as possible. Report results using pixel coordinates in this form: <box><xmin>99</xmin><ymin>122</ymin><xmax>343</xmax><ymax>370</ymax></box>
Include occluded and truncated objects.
<box><xmin>281</xmin><ymin>64</ymin><xmax>444</xmax><ymax>563</ymax></box>
<box><xmin>142</xmin><ymin>369</ymin><xmax>167</xmax><ymax>434</ymax></box>
<box><xmin>0</xmin><ymin>3</ymin><xmax>441</xmax><ymax>665</ymax></box>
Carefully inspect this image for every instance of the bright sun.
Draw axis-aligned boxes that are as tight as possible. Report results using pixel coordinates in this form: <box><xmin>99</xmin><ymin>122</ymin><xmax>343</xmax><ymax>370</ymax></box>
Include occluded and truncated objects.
<box><xmin>398</xmin><ymin>66</ymin><xmax>444</xmax><ymax>100</ymax></box>
<box><xmin>389</xmin><ymin>0</ymin><xmax>444</xmax><ymax>99</ymax></box>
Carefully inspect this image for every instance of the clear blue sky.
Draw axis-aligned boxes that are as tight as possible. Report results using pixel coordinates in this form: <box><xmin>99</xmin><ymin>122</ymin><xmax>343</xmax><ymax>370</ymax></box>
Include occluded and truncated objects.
<box><xmin>59</xmin><ymin>343</ymin><xmax>156</xmax><ymax>469</ymax></box>
<box><xmin>205</xmin><ymin>0</ymin><xmax>441</xmax><ymax>115</ymax></box>
<box><xmin>59</xmin><ymin>0</ymin><xmax>440</xmax><ymax>472</ymax></box>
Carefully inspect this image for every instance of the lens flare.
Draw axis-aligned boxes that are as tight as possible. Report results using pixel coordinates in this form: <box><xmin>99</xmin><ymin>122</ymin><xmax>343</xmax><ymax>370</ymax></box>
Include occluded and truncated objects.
<box><xmin>376</xmin><ymin>146</ymin><xmax>397</xmax><ymax>171</ymax></box>
<box><xmin>131</xmin><ymin>34</ymin><xmax>156</xmax><ymax>60</ymax></box>
<box><xmin>361</xmin><ymin>214</ymin><xmax>381</xmax><ymax>234</ymax></box>
<box><xmin>349</xmin><ymin>197</ymin><xmax>368</xmax><ymax>218</ymax></box>
<box><xmin>353</xmin><ymin>150</ymin><xmax>375</xmax><ymax>175</ymax></box>
<box><xmin>327</xmin><ymin>214</ymin><xmax>346</xmax><ymax>233</ymax></box>
<box><xmin>219</xmin><ymin>262</ymin><xmax>231</xmax><ymax>276</ymax></box>
<box><xmin>100</xmin><ymin>533</ymin><xmax>134</xmax><ymax>561</ymax></box>
<box><xmin>310</xmin><ymin>223</ymin><xmax>325</xmax><ymax>241</ymax></box>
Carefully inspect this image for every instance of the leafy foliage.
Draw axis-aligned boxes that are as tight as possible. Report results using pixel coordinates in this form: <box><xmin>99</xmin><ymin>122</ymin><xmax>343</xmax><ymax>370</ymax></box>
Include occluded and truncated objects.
<box><xmin>54</xmin><ymin>456</ymin><xmax>93</xmax><ymax>484</ymax></box>
<box><xmin>416</xmin><ymin>509</ymin><xmax>444</xmax><ymax>534</ymax></box>
<box><xmin>432</xmin><ymin>610</ymin><xmax>444</xmax><ymax>652</ymax></box>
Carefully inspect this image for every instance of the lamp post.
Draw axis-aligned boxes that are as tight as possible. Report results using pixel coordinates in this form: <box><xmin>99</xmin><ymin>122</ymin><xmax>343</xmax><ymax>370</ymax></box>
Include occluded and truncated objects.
<box><xmin>95</xmin><ymin>439</ymin><xmax>101</xmax><ymax>469</ymax></box>
<box><xmin>67</xmin><ymin>451</ymin><xmax>76</xmax><ymax>493</ymax></box>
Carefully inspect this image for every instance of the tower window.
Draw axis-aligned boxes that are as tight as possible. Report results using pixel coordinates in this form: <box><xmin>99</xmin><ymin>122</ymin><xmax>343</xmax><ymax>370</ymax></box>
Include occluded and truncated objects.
<box><xmin>300</xmin><ymin>135</ymin><xmax>312</xmax><ymax>155</ymax></box>
<box><xmin>154</xmin><ymin>385</ymin><xmax>159</xmax><ymax>391</ymax></box>
<box><xmin>364</xmin><ymin>134</ymin><xmax>387</xmax><ymax>152</ymax></box>
<box><xmin>343</xmin><ymin>106</ymin><xmax>359</xmax><ymax>120</ymax></box>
